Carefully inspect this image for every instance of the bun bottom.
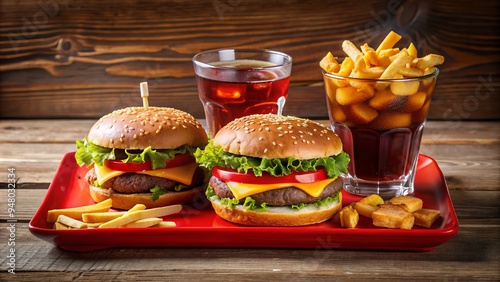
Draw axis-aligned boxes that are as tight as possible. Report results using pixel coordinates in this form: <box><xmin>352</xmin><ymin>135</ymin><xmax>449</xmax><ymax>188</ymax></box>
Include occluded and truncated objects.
<box><xmin>89</xmin><ymin>184</ymin><xmax>207</xmax><ymax>210</ymax></box>
<box><xmin>210</xmin><ymin>192</ymin><xmax>342</xmax><ymax>226</ymax></box>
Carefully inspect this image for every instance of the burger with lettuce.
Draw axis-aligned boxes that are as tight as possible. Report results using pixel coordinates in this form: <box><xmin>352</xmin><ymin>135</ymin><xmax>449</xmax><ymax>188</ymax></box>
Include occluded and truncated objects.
<box><xmin>194</xmin><ymin>114</ymin><xmax>350</xmax><ymax>226</ymax></box>
<box><xmin>76</xmin><ymin>106</ymin><xmax>209</xmax><ymax>210</ymax></box>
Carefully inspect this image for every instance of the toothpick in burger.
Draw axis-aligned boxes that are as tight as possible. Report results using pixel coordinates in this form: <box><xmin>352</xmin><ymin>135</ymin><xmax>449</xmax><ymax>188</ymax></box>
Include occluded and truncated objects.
<box><xmin>194</xmin><ymin>114</ymin><xmax>350</xmax><ymax>226</ymax></box>
<box><xmin>75</xmin><ymin>107</ymin><xmax>209</xmax><ymax>210</ymax></box>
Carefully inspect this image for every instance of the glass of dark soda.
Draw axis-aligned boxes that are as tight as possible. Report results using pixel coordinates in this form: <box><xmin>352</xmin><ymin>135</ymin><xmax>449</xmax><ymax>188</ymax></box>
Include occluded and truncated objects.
<box><xmin>193</xmin><ymin>49</ymin><xmax>292</xmax><ymax>137</ymax></box>
<box><xmin>322</xmin><ymin>68</ymin><xmax>440</xmax><ymax>198</ymax></box>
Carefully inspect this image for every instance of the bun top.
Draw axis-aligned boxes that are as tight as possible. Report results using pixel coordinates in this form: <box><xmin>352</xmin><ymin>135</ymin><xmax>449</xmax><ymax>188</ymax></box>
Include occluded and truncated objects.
<box><xmin>87</xmin><ymin>107</ymin><xmax>208</xmax><ymax>149</ymax></box>
<box><xmin>213</xmin><ymin>114</ymin><xmax>343</xmax><ymax>159</ymax></box>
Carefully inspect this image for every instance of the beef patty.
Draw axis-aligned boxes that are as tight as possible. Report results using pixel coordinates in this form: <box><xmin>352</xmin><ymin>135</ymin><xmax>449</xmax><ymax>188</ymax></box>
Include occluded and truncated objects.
<box><xmin>85</xmin><ymin>167</ymin><xmax>204</xmax><ymax>194</ymax></box>
<box><xmin>209</xmin><ymin>175</ymin><xmax>343</xmax><ymax>206</ymax></box>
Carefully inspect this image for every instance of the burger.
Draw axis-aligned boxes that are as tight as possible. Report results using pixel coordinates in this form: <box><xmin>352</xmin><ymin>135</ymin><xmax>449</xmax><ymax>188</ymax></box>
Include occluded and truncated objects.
<box><xmin>75</xmin><ymin>106</ymin><xmax>209</xmax><ymax>210</ymax></box>
<box><xmin>194</xmin><ymin>114</ymin><xmax>350</xmax><ymax>226</ymax></box>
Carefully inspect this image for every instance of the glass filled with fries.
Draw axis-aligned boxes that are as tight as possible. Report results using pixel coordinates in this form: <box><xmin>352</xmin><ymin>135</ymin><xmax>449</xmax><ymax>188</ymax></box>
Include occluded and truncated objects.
<box><xmin>320</xmin><ymin>31</ymin><xmax>444</xmax><ymax>198</ymax></box>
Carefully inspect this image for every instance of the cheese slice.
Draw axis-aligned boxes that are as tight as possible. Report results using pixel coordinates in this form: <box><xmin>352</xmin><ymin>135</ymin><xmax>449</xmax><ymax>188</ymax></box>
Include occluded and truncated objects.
<box><xmin>226</xmin><ymin>177</ymin><xmax>337</xmax><ymax>200</ymax></box>
<box><xmin>137</xmin><ymin>162</ymin><xmax>198</xmax><ymax>185</ymax></box>
<box><xmin>94</xmin><ymin>162</ymin><xmax>198</xmax><ymax>186</ymax></box>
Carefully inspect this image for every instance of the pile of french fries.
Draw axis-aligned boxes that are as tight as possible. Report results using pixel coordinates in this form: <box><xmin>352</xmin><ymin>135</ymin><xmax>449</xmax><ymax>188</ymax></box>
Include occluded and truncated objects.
<box><xmin>337</xmin><ymin>194</ymin><xmax>441</xmax><ymax>230</ymax></box>
<box><xmin>320</xmin><ymin>31</ymin><xmax>444</xmax><ymax>130</ymax></box>
<box><xmin>47</xmin><ymin>199</ymin><xmax>181</xmax><ymax>229</ymax></box>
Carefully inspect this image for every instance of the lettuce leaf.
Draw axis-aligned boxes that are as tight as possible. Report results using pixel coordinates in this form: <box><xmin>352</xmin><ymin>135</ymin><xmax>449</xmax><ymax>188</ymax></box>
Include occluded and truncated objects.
<box><xmin>194</xmin><ymin>140</ymin><xmax>350</xmax><ymax>178</ymax></box>
<box><xmin>75</xmin><ymin>138</ymin><xmax>198</xmax><ymax>169</ymax></box>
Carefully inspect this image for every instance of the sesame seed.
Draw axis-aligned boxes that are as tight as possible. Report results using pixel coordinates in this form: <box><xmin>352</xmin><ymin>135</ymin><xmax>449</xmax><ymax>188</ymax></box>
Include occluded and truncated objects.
<box><xmin>258</xmin><ymin>137</ymin><xmax>264</xmax><ymax>141</ymax></box>
<box><xmin>278</xmin><ymin>143</ymin><xmax>283</xmax><ymax>147</ymax></box>
<box><xmin>133</xmin><ymin>134</ymin><xmax>137</xmax><ymax>139</ymax></box>
<box><xmin>327</xmin><ymin>137</ymin><xmax>331</xmax><ymax>140</ymax></box>
<box><xmin>172</xmin><ymin>126</ymin><xmax>176</xmax><ymax>130</ymax></box>
<box><xmin>293</xmin><ymin>141</ymin><xmax>298</xmax><ymax>145</ymax></box>
<box><xmin>264</xmin><ymin>148</ymin><xmax>268</xmax><ymax>153</ymax></box>
<box><xmin>278</xmin><ymin>133</ymin><xmax>283</xmax><ymax>137</ymax></box>
<box><xmin>156</xmin><ymin>129</ymin><xmax>160</xmax><ymax>134</ymax></box>
<box><xmin>272</xmin><ymin>141</ymin><xmax>276</xmax><ymax>146</ymax></box>
<box><xmin>120</xmin><ymin>133</ymin><xmax>124</xmax><ymax>138</ymax></box>
<box><xmin>119</xmin><ymin>138</ymin><xmax>123</xmax><ymax>142</ymax></box>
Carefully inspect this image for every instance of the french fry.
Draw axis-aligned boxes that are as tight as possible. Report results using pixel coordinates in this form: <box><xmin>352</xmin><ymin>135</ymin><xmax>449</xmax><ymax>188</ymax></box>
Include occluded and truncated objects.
<box><xmin>47</xmin><ymin>199</ymin><xmax>112</xmax><ymax>222</ymax></box>
<box><xmin>99</xmin><ymin>204</ymin><xmax>182</xmax><ymax>228</ymax></box>
<box><xmin>416</xmin><ymin>54</ymin><xmax>445</xmax><ymax>70</ymax></box>
<box><xmin>354</xmin><ymin>202</ymin><xmax>379</xmax><ymax>218</ymax></box>
<box><xmin>360</xmin><ymin>43</ymin><xmax>379</xmax><ymax>66</ymax></box>
<box><xmin>342</xmin><ymin>40</ymin><xmax>363</xmax><ymax>62</ymax></box>
<box><xmin>356</xmin><ymin>66</ymin><xmax>385</xmax><ymax>79</ymax></box>
<box><xmin>388</xmin><ymin>196</ymin><xmax>423</xmax><ymax>213</ymax></box>
<box><xmin>368</xmin><ymin>89</ymin><xmax>403</xmax><ymax>111</ymax></box>
<box><xmin>336</xmin><ymin>86</ymin><xmax>373</xmax><ymax>105</ymax></box>
<box><xmin>57</xmin><ymin>214</ymin><xmax>88</xmax><ymax>229</ymax></box>
<box><xmin>320</xmin><ymin>52</ymin><xmax>340</xmax><ymax>73</ymax></box>
<box><xmin>398</xmin><ymin>67</ymin><xmax>424</xmax><ymax>77</ymax></box>
<box><xmin>156</xmin><ymin>221</ymin><xmax>177</xmax><ymax>228</ymax></box>
<box><xmin>376</xmin><ymin>31</ymin><xmax>402</xmax><ymax>54</ymax></box>
<box><xmin>422</xmin><ymin>67</ymin><xmax>437</xmax><ymax>86</ymax></box>
<box><xmin>347</xmin><ymin>103</ymin><xmax>379</xmax><ymax>124</ymax></box>
<box><xmin>407</xmin><ymin>42</ymin><xmax>418</xmax><ymax>58</ymax></box>
<box><xmin>123</xmin><ymin>218</ymin><xmax>163</xmax><ymax>228</ymax></box>
<box><xmin>372</xmin><ymin>204</ymin><xmax>415</xmax><ymax>230</ymax></box>
<box><xmin>403</xmin><ymin>91</ymin><xmax>427</xmax><ymax>112</ymax></box>
<box><xmin>376</xmin><ymin>49</ymin><xmax>414</xmax><ymax>90</ymax></box>
<box><xmin>82</xmin><ymin>211</ymin><xmax>126</xmax><ymax>223</ymax></box>
<box><xmin>336</xmin><ymin>57</ymin><xmax>355</xmax><ymax>77</ymax></box>
<box><xmin>82</xmin><ymin>203</ymin><xmax>146</xmax><ymax>223</ymax></box>
<box><xmin>390</xmin><ymin>74</ymin><xmax>420</xmax><ymax>96</ymax></box>
<box><xmin>413</xmin><ymin>208</ymin><xmax>441</xmax><ymax>228</ymax></box>
<box><xmin>54</xmin><ymin>221</ymin><xmax>71</xmax><ymax>230</ymax></box>
<box><xmin>339</xmin><ymin>204</ymin><xmax>359</xmax><ymax>228</ymax></box>
<box><xmin>128</xmin><ymin>204</ymin><xmax>147</xmax><ymax>212</ymax></box>
<box><xmin>358</xmin><ymin>194</ymin><xmax>384</xmax><ymax>207</ymax></box>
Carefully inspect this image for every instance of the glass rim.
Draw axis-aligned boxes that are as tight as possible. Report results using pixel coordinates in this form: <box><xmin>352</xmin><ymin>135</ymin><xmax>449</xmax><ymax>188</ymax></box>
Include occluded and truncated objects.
<box><xmin>322</xmin><ymin>67</ymin><xmax>439</xmax><ymax>82</ymax></box>
<box><xmin>193</xmin><ymin>48</ymin><xmax>293</xmax><ymax>70</ymax></box>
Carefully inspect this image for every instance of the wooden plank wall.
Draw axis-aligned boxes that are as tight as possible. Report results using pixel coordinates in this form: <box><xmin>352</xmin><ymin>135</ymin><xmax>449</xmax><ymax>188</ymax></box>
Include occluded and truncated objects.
<box><xmin>0</xmin><ymin>0</ymin><xmax>498</xmax><ymax>120</ymax></box>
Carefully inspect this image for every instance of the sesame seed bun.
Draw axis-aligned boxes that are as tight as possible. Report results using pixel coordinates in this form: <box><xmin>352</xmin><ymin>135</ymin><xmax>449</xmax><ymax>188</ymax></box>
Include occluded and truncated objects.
<box><xmin>213</xmin><ymin>114</ymin><xmax>342</xmax><ymax>160</ymax></box>
<box><xmin>82</xmin><ymin>106</ymin><xmax>209</xmax><ymax>209</ymax></box>
<box><xmin>210</xmin><ymin>191</ymin><xmax>342</xmax><ymax>226</ymax></box>
<box><xmin>206</xmin><ymin>114</ymin><xmax>345</xmax><ymax>227</ymax></box>
<box><xmin>87</xmin><ymin>106</ymin><xmax>208</xmax><ymax>150</ymax></box>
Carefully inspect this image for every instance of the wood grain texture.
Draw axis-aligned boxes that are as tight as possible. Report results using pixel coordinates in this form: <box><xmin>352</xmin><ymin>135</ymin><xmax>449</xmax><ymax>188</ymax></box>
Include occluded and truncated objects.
<box><xmin>1</xmin><ymin>0</ymin><xmax>499</xmax><ymax>119</ymax></box>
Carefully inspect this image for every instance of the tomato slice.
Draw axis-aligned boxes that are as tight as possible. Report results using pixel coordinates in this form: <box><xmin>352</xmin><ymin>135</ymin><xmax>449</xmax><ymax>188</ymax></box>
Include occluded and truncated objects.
<box><xmin>212</xmin><ymin>167</ymin><xmax>328</xmax><ymax>184</ymax></box>
<box><xmin>104</xmin><ymin>153</ymin><xmax>195</xmax><ymax>172</ymax></box>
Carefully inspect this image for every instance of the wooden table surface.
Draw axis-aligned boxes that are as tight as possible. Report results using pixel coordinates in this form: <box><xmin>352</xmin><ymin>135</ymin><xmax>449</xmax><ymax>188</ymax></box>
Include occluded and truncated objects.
<box><xmin>0</xmin><ymin>119</ymin><xmax>499</xmax><ymax>281</ymax></box>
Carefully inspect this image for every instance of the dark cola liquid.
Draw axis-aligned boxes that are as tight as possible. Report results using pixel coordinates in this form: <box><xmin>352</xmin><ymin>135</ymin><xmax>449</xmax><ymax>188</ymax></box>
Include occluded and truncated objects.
<box><xmin>197</xmin><ymin>59</ymin><xmax>290</xmax><ymax>136</ymax></box>
<box><xmin>332</xmin><ymin>122</ymin><xmax>425</xmax><ymax>197</ymax></box>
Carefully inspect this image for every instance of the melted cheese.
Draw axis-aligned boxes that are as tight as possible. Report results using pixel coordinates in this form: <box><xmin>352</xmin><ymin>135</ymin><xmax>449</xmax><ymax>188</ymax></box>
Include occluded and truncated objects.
<box><xmin>94</xmin><ymin>162</ymin><xmax>198</xmax><ymax>186</ymax></box>
<box><xmin>226</xmin><ymin>177</ymin><xmax>337</xmax><ymax>200</ymax></box>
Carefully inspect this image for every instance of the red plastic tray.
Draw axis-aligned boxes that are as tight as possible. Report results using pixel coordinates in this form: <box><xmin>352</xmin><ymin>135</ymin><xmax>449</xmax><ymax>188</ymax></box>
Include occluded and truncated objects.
<box><xmin>29</xmin><ymin>153</ymin><xmax>458</xmax><ymax>252</ymax></box>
